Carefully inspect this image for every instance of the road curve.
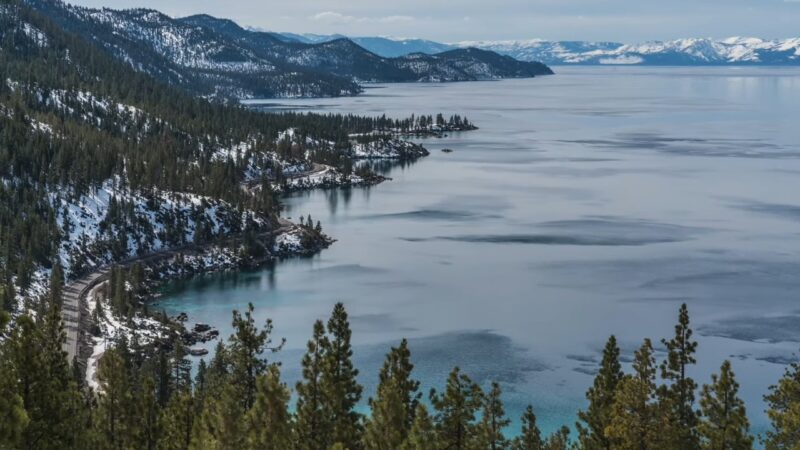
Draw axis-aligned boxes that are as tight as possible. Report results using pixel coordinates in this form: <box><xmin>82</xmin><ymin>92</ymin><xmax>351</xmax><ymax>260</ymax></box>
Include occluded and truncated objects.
<box><xmin>62</xmin><ymin>268</ymin><xmax>110</xmax><ymax>364</ymax></box>
<box><xmin>61</xmin><ymin>223</ymin><xmax>296</xmax><ymax>365</ymax></box>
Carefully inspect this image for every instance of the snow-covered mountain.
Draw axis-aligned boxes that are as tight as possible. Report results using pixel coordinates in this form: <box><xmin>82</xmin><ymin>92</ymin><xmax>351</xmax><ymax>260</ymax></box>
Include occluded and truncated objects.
<box><xmin>278</xmin><ymin>33</ymin><xmax>455</xmax><ymax>57</ymax></box>
<box><xmin>457</xmin><ymin>37</ymin><xmax>800</xmax><ymax>65</ymax></box>
<box><xmin>24</xmin><ymin>0</ymin><xmax>551</xmax><ymax>100</ymax></box>
<box><xmin>282</xmin><ymin>33</ymin><xmax>800</xmax><ymax>66</ymax></box>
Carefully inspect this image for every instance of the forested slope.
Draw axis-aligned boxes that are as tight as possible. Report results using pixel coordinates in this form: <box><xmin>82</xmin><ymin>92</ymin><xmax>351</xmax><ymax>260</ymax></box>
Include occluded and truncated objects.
<box><xmin>24</xmin><ymin>0</ymin><xmax>553</xmax><ymax>100</ymax></box>
<box><xmin>0</xmin><ymin>0</ymin><xmax>426</xmax><ymax>309</ymax></box>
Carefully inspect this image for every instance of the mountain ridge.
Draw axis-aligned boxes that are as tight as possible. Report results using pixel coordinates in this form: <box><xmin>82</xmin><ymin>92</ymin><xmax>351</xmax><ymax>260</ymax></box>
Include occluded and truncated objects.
<box><xmin>460</xmin><ymin>37</ymin><xmax>800</xmax><ymax>65</ymax></box>
<box><xmin>24</xmin><ymin>0</ymin><xmax>553</xmax><ymax>100</ymax></box>
<box><xmin>276</xmin><ymin>32</ymin><xmax>800</xmax><ymax>66</ymax></box>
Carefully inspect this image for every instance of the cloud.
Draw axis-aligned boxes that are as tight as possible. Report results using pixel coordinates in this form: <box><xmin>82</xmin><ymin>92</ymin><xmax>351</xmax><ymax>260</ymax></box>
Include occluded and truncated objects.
<box><xmin>379</xmin><ymin>15</ymin><xmax>416</xmax><ymax>23</ymax></box>
<box><xmin>309</xmin><ymin>11</ymin><xmax>414</xmax><ymax>25</ymax></box>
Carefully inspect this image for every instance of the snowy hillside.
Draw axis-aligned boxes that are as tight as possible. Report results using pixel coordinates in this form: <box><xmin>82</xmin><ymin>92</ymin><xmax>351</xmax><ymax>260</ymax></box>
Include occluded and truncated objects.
<box><xmin>25</xmin><ymin>0</ymin><xmax>552</xmax><ymax>100</ymax></box>
<box><xmin>0</xmin><ymin>2</ymin><xmax>439</xmax><ymax>308</ymax></box>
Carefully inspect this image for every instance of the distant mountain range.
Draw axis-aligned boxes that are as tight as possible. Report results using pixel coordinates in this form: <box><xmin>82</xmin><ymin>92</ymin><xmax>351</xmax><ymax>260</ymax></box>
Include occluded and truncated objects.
<box><xmin>24</xmin><ymin>0</ymin><xmax>552</xmax><ymax>100</ymax></box>
<box><xmin>460</xmin><ymin>37</ymin><xmax>800</xmax><ymax>65</ymax></box>
<box><xmin>278</xmin><ymin>33</ymin><xmax>800</xmax><ymax>66</ymax></box>
<box><xmin>273</xmin><ymin>32</ymin><xmax>454</xmax><ymax>58</ymax></box>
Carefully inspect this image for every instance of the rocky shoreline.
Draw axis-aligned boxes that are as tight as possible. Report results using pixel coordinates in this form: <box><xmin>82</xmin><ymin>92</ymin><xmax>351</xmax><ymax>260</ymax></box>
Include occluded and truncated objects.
<box><xmin>72</xmin><ymin>122</ymin><xmax>476</xmax><ymax>389</ymax></box>
<box><xmin>75</xmin><ymin>223</ymin><xmax>333</xmax><ymax>388</ymax></box>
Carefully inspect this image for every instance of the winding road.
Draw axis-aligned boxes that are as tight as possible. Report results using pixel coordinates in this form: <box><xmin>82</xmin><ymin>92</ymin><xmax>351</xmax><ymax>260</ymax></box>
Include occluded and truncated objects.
<box><xmin>62</xmin><ymin>269</ymin><xmax>109</xmax><ymax>364</ymax></box>
<box><xmin>61</xmin><ymin>221</ymin><xmax>296</xmax><ymax>364</ymax></box>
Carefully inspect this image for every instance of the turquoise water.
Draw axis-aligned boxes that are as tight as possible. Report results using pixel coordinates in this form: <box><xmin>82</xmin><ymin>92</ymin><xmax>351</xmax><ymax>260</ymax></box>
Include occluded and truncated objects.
<box><xmin>158</xmin><ymin>67</ymin><xmax>800</xmax><ymax>437</ymax></box>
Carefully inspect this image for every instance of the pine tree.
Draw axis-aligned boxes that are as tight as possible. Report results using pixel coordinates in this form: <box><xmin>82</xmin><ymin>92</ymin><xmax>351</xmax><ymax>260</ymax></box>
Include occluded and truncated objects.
<box><xmin>244</xmin><ymin>366</ymin><xmax>292</xmax><ymax>450</ymax></box>
<box><xmin>322</xmin><ymin>302</ymin><xmax>363</xmax><ymax>449</ymax></box>
<box><xmin>363</xmin><ymin>339</ymin><xmax>420</xmax><ymax>450</ymax></box>
<box><xmin>155</xmin><ymin>346</ymin><xmax>172</xmax><ymax>407</ymax></box>
<box><xmin>401</xmin><ymin>404</ymin><xmax>436</xmax><ymax>450</ymax></box>
<box><xmin>47</xmin><ymin>263</ymin><xmax>64</xmax><ymax>307</ymax></box>
<box><xmin>658</xmin><ymin>303</ymin><xmax>699</xmax><ymax>450</ymax></box>
<box><xmin>478</xmin><ymin>382</ymin><xmax>511</xmax><ymax>450</ymax></box>
<box><xmin>170</xmin><ymin>335</ymin><xmax>192</xmax><ymax>395</ymax></box>
<box><xmin>207</xmin><ymin>341</ymin><xmax>230</xmax><ymax>393</ymax></box>
<box><xmin>229</xmin><ymin>303</ymin><xmax>283</xmax><ymax>410</ymax></box>
<box><xmin>698</xmin><ymin>361</ymin><xmax>753</xmax><ymax>450</ymax></box>
<box><xmin>159</xmin><ymin>390</ymin><xmax>195</xmax><ymax>450</ymax></box>
<box><xmin>577</xmin><ymin>335</ymin><xmax>623</xmax><ymax>450</ymax></box>
<box><xmin>513</xmin><ymin>405</ymin><xmax>543</xmax><ymax>450</ymax></box>
<box><xmin>363</xmin><ymin>376</ymin><xmax>407</xmax><ymax>450</ymax></box>
<box><xmin>606</xmin><ymin>339</ymin><xmax>661</xmax><ymax>450</ymax></box>
<box><xmin>763</xmin><ymin>360</ymin><xmax>800</xmax><ymax>450</ymax></box>
<box><xmin>543</xmin><ymin>427</ymin><xmax>571</xmax><ymax>450</ymax></box>
<box><xmin>135</xmin><ymin>375</ymin><xmax>162</xmax><ymax>450</ymax></box>
<box><xmin>1</xmin><ymin>284</ymin><xmax>16</xmax><ymax>314</ymax></box>
<box><xmin>95</xmin><ymin>347</ymin><xmax>135</xmax><ymax>450</ymax></box>
<box><xmin>295</xmin><ymin>320</ymin><xmax>332</xmax><ymax>450</ymax></box>
<box><xmin>189</xmin><ymin>382</ymin><xmax>244</xmax><ymax>450</ymax></box>
<box><xmin>12</xmin><ymin>297</ymin><xmax>86</xmax><ymax>450</ymax></box>
<box><xmin>430</xmin><ymin>367</ymin><xmax>483</xmax><ymax>450</ymax></box>
<box><xmin>0</xmin><ymin>312</ymin><xmax>29</xmax><ymax>449</ymax></box>
<box><xmin>194</xmin><ymin>359</ymin><xmax>209</xmax><ymax>414</ymax></box>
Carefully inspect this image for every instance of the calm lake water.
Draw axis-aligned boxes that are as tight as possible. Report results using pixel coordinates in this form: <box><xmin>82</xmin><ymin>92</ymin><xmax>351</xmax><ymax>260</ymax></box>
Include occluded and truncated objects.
<box><xmin>159</xmin><ymin>67</ymin><xmax>800</xmax><ymax>437</ymax></box>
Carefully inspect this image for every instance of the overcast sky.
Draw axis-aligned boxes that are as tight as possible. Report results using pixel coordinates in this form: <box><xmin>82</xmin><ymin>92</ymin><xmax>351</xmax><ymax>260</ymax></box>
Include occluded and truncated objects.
<box><xmin>67</xmin><ymin>0</ymin><xmax>799</xmax><ymax>42</ymax></box>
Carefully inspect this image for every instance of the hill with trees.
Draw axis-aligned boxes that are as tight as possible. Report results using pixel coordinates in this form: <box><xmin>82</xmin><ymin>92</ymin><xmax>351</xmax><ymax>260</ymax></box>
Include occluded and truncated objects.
<box><xmin>23</xmin><ymin>0</ymin><xmax>553</xmax><ymax>100</ymax></box>
<box><xmin>0</xmin><ymin>0</ymin><xmax>461</xmax><ymax>311</ymax></box>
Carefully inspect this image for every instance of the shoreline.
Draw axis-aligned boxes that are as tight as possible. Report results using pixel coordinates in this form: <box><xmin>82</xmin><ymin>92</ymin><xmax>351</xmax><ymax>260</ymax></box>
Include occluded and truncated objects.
<box><xmin>64</xmin><ymin>218</ymin><xmax>332</xmax><ymax>383</ymax></box>
<box><xmin>63</xmin><ymin>123</ymin><xmax>477</xmax><ymax>389</ymax></box>
<box><xmin>64</xmin><ymin>156</ymin><xmax>419</xmax><ymax>384</ymax></box>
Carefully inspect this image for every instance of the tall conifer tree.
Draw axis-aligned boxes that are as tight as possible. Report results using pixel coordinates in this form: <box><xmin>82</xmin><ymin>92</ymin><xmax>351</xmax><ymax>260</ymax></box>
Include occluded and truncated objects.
<box><xmin>0</xmin><ymin>312</ymin><xmax>28</xmax><ymax>448</ymax></box>
<box><xmin>159</xmin><ymin>390</ymin><xmax>195</xmax><ymax>450</ymax></box>
<box><xmin>578</xmin><ymin>335</ymin><xmax>623</xmax><ymax>450</ymax></box>
<box><xmin>295</xmin><ymin>320</ymin><xmax>332</xmax><ymax>450</ymax></box>
<box><xmin>14</xmin><ymin>295</ymin><xmax>86</xmax><ymax>450</ymax></box>
<box><xmin>363</xmin><ymin>376</ymin><xmax>407</xmax><ymax>450</ymax></box>
<box><xmin>189</xmin><ymin>382</ymin><xmax>244</xmax><ymax>450</ymax></box>
<box><xmin>659</xmin><ymin>303</ymin><xmax>699</xmax><ymax>450</ymax></box>
<box><xmin>402</xmin><ymin>404</ymin><xmax>436</xmax><ymax>450</ymax></box>
<box><xmin>363</xmin><ymin>339</ymin><xmax>420</xmax><ymax>450</ymax></box>
<box><xmin>479</xmin><ymin>382</ymin><xmax>511</xmax><ymax>450</ymax></box>
<box><xmin>607</xmin><ymin>339</ymin><xmax>661</xmax><ymax>450</ymax></box>
<box><xmin>244</xmin><ymin>366</ymin><xmax>292</xmax><ymax>450</ymax></box>
<box><xmin>135</xmin><ymin>375</ymin><xmax>161</xmax><ymax>450</ymax></box>
<box><xmin>322</xmin><ymin>302</ymin><xmax>363</xmax><ymax>449</ymax></box>
<box><xmin>229</xmin><ymin>302</ymin><xmax>283</xmax><ymax>410</ymax></box>
<box><xmin>95</xmin><ymin>347</ymin><xmax>135</xmax><ymax>450</ymax></box>
<box><xmin>514</xmin><ymin>405</ymin><xmax>543</xmax><ymax>450</ymax></box>
<box><xmin>763</xmin><ymin>360</ymin><xmax>800</xmax><ymax>450</ymax></box>
<box><xmin>430</xmin><ymin>367</ymin><xmax>483</xmax><ymax>450</ymax></box>
<box><xmin>698</xmin><ymin>361</ymin><xmax>753</xmax><ymax>450</ymax></box>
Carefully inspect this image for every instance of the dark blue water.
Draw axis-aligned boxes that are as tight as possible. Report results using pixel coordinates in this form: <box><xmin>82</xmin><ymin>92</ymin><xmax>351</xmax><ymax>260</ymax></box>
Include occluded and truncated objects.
<box><xmin>160</xmin><ymin>67</ymin><xmax>800</xmax><ymax>437</ymax></box>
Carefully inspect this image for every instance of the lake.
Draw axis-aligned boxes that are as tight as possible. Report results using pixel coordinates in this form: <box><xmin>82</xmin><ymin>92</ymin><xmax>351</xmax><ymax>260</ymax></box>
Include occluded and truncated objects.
<box><xmin>158</xmin><ymin>67</ymin><xmax>800</xmax><ymax>437</ymax></box>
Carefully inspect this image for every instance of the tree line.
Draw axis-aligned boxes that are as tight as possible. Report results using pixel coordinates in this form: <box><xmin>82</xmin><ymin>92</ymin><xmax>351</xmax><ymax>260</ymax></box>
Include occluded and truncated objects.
<box><xmin>1</xmin><ymin>292</ymin><xmax>798</xmax><ymax>450</ymax></box>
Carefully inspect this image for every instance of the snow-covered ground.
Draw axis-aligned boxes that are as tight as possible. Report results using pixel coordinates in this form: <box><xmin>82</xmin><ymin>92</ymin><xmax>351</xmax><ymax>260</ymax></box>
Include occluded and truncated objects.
<box><xmin>84</xmin><ymin>280</ymin><xmax>169</xmax><ymax>391</ymax></box>
<box><xmin>350</xmin><ymin>138</ymin><xmax>429</xmax><ymax>159</ymax></box>
<box><xmin>52</xmin><ymin>178</ymin><xmax>267</xmax><ymax>279</ymax></box>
